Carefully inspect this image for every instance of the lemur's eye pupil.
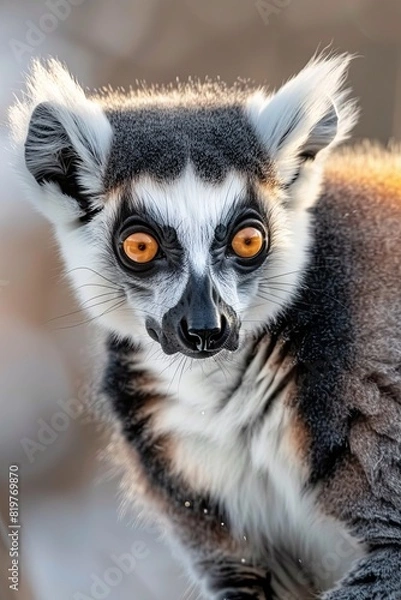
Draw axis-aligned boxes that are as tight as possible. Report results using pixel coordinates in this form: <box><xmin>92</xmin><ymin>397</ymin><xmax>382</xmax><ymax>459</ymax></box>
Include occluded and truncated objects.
<box><xmin>231</xmin><ymin>227</ymin><xmax>264</xmax><ymax>259</ymax></box>
<box><xmin>123</xmin><ymin>232</ymin><xmax>159</xmax><ymax>264</ymax></box>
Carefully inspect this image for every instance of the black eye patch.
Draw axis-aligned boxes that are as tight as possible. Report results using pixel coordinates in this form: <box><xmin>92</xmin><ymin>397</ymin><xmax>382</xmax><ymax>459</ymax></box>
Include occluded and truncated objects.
<box><xmin>113</xmin><ymin>208</ymin><xmax>183</xmax><ymax>275</ymax></box>
<box><xmin>211</xmin><ymin>207</ymin><xmax>270</xmax><ymax>271</ymax></box>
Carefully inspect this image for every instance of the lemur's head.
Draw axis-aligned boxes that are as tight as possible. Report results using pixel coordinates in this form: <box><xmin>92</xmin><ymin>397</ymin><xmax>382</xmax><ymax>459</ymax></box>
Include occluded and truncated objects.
<box><xmin>9</xmin><ymin>56</ymin><xmax>356</xmax><ymax>359</ymax></box>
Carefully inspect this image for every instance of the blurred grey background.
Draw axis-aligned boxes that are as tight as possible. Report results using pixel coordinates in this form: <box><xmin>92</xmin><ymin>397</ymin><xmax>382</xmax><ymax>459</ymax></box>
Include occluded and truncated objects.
<box><xmin>0</xmin><ymin>1</ymin><xmax>401</xmax><ymax>599</ymax></box>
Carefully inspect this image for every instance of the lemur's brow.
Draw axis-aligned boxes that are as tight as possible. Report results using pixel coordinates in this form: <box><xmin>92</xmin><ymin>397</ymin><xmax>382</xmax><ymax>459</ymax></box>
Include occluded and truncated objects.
<box><xmin>110</xmin><ymin>178</ymin><xmax>264</xmax><ymax>233</ymax></box>
<box><xmin>113</xmin><ymin>197</ymin><xmax>179</xmax><ymax>244</ymax></box>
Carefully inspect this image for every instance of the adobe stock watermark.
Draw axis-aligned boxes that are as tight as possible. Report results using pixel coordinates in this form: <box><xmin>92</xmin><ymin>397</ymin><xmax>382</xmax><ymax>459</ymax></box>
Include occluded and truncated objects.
<box><xmin>73</xmin><ymin>540</ymin><xmax>151</xmax><ymax>600</ymax></box>
<box><xmin>279</xmin><ymin>525</ymin><xmax>362</xmax><ymax>599</ymax></box>
<box><xmin>20</xmin><ymin>380</ymin><xmax>93</xmax><ymax>464</ymax></box>
<box><xmin>9</xmin><ymin>0</ymin><xmax>86</xmax><ymax>64</ymax></box>
<box><xmin>255</xmin><ymin>0</ymin><xmax>292</xmax><ymax>26</ymax></box>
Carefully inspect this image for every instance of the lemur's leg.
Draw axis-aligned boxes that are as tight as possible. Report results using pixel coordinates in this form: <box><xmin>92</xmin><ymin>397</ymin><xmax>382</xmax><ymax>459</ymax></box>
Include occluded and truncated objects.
<box><xmin>149</xmin><ymin>489</ymin><xmax>273</xmax><ymax>599</ymax></box>
<box><xmin>322</xmin><ymin>545</ymin><xmax>401</xmax><ymax>600</ymax></box>
<box><xmin>194</xmin><ymin>555</ymin><xmax>271</xmax><ymax>599</ymax></box>
<box><xmin>152</xmin><ymin>504</ymin><xmax>272</xmax><ymax>599</ymax></box>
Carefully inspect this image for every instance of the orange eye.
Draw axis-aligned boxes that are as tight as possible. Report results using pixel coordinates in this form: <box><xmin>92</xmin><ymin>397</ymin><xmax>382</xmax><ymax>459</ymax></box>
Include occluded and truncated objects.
<box><xmin>122</xmin><ymin>232</ymin><xmax>159</xmax><ymax>264</ymax></box>
<box><xmin>231</xmin><ymin>227</ymin><xmax>264</xmax><ymax>259</ymax></box>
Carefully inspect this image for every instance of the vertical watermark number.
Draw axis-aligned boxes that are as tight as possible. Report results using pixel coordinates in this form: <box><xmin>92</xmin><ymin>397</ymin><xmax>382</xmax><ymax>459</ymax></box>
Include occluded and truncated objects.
<box><xmin>8</xmin><ymin>465</ymin><xmax>20</xmax><ymax>592</ymax></box>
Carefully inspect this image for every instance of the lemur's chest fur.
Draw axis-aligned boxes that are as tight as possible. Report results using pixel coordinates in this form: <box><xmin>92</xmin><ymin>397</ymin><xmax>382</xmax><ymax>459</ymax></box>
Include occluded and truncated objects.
<box><xmin>143</xmin><ymin>335</ymin><xmax>365</xmax><ymax>597</ymax></box>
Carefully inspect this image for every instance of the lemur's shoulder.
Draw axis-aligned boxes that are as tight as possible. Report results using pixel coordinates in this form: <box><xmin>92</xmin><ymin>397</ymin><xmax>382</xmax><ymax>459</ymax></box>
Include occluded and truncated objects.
<box><xmin>319</xmin><ymin>143</ymin><xmax>401</xmax><ymax>278</ymax></box>
<box><xmin>318</xmin><ymin>143</ymin><xmax>401</xmax><ymax>291</ymax></box>
<box><xmin>324</xmin><ymin>142</ymin><xmax>401</xmax><ymax>206</ymax></box>
<box><xmin>316</xmin><ymin>141</ymin><xmax>401</xmax><ymax>302</ymax></box>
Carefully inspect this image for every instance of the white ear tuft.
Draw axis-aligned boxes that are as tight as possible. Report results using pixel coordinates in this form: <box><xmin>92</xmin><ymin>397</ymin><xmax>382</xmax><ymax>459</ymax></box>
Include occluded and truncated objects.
<box><xmin>246</xmin><ymin>54</ymin><xmax>358</xmax><ymax>185</ymax></box>
<box><xmin>8</xmin><ymin>59</ymin><xmax>112</xmax><ymax>223</ymax></box>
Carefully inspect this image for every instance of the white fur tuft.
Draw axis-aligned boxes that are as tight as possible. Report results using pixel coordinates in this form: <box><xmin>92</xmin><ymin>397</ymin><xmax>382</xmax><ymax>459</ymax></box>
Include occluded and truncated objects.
<box><xmin>246</xmin><ymin>54</ymin><xmax>358</xmax><ymax>186</ymax></box>
<box><xmin>8</xmin><ymin>59</ymin><xmax>112</xmax><ymax>224</ymax></box>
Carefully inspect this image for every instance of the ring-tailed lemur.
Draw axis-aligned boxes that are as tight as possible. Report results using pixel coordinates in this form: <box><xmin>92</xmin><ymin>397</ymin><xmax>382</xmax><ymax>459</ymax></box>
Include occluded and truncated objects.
<box><xmin>9</xmin><ymin>55</ymin><xmax>401</xmax><ymax>599</ymax></box>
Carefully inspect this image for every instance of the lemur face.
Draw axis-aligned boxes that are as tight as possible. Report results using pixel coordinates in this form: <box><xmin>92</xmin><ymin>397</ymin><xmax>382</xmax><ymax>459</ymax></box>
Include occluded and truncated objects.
<box><xmin>10</xmin><ymin>56</ymin><xmax>356</xmax><ymax>359</ymax></box>
<box><xmin>106</xmin><ymin>170</ymin><xmax>272</xmax><ymax>359</ymax></box>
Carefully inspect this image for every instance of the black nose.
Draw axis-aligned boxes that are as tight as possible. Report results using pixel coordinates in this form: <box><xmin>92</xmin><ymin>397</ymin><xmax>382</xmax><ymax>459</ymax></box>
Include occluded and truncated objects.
<box><xmin>180</xmin><ymin>316</ymin><xmax>228</xmax><ymax>352</ymax></box>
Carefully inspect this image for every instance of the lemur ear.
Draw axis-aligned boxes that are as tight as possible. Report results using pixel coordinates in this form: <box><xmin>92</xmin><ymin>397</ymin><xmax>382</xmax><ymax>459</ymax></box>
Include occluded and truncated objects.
<box><xmin>25</xmin><ymin>101</ymin><xmax>96</xmax><ymax>215</ymax></box>
<box><xmin>247</xmin><ymin>54</ymin><xmax>358</xmax><ymax>186</ymax></box>
<box><xmin>9</xmin><ymin>60</ymin><xmax>112</xmax><ymax>224</ymax></box>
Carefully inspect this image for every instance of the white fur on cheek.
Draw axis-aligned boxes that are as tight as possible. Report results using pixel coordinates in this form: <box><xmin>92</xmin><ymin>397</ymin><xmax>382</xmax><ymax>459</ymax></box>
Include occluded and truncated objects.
<box><xmin>239</xmin><ymin>190</ymin><xmax>313</xmax><ymax>340</ymax></box>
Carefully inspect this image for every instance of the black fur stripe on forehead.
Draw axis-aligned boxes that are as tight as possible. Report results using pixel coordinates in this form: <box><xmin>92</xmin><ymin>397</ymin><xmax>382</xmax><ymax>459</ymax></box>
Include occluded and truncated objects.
<box><xmin>103</xmin><ymin>104</ymin><xmax>273</xmax><ymax>187</ymax></box>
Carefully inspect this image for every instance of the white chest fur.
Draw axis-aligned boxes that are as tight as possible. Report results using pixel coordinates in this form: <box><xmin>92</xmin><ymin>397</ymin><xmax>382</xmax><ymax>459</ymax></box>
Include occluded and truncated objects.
<box><xmin>146</xmin><ymin>341</ymin><xmax>365</xmax><ymax>598</ymax></box>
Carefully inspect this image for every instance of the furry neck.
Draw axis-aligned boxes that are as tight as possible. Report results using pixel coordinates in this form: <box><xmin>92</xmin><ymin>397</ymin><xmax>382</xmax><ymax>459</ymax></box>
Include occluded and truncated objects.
<box><xmin>139</xmin><ymin>326</ymin><xmax>271</xmax><ymax>411</ymax></box>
